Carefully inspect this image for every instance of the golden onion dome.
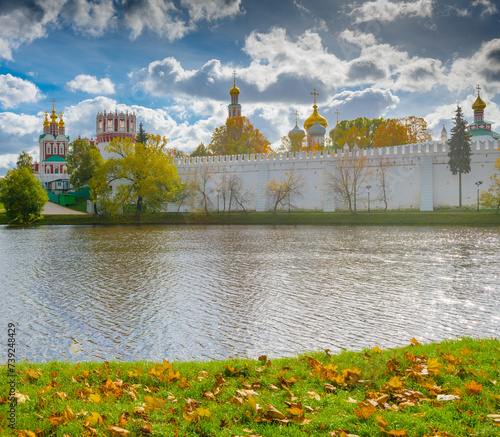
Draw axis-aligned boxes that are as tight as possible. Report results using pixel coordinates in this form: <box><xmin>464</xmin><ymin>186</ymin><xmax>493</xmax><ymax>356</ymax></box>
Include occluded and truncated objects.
<box><xmin>58</xmin><ymin>111</ymin><xmax>65</xmax><ymax>128</ymax></box>
<box><xmin>304</xmin><ymin>105</ymin><xmax>328</xmax><ymax>131</ymax></box>
<box><xmin>230</xmin><ymin>84</ymin><xmax>240</xmax><ymax>96</ymax></box>
<box><xmin>50</xmin><ymin>107</ymin><xmax>58</xmax><ymax>122</ymax></box>
<box><xmin>472</xmin><ymin>95</ymin><xmax>486</xmax><ymax>111</ymax></box>
<box><xmin>43</xmin><ymin>111</ymin><xmax>49</xmax><ymax>127</ymax></box>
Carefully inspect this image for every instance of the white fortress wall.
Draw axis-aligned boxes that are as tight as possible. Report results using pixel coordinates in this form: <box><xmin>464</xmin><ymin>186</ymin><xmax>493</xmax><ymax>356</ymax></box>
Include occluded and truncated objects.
<box><xmin>172</xmin><ymin>137</ymin><xmax>498</xmax><ymax>212</ymax></box>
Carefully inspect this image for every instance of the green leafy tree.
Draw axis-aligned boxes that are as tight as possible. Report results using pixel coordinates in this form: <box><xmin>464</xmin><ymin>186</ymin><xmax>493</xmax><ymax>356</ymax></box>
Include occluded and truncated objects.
<box><xmin>0</xmin><ymin>167</ymin><xmax>48</xmax><ymax>224</ymax></box>
<box><xmin>190</xmin><ymin>143</ymin><xmax>211</xmax><ymax>157</ymax></box>
<box><xmin>136</xmin><ymin>122</ymin><xmax>148</xmax><ymax>144</ymax></box>
<box><xmin>90</xmin><ymin>135</ymin><xmax>180</xmax><ymax>214</ymax></box>
<box><xmin>209</xmin><ymin>116</ymin><xmax>271</xmax><ymax>155</ymax></box>
<box><xmin>66</xmin><ymin>138</ymin><xmax>103</xmax><ymax>190</ymax></box>
<box><xmin>16</xmin><ymin>151</ymin><xmax>33</xmax><ymax>171</ymax></box>
<box><xmin>329</xmin><ymin>117</ymin><xmax>384</xmax><ymax>149</ymax></box>
<box><xmin>447</xmin><ymin>105</ymin><xmax>472</xmax><ymax>208</ymax></box>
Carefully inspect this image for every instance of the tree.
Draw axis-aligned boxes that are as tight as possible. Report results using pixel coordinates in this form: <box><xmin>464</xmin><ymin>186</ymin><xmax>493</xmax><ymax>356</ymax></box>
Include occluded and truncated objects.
<box><xmin>480</xmin><ymin>156</ymin><xmax>500</xmax><ymax>214</ymax></box>
<box><xmin>190</xmin><ymin>143</ymin><xmax>211</xmax><ymax>157</ymax></box>
<box><xmin>329</xmin><ymin>117</ymin><xmax>385</xmax><ymax>149</ymax></box>
<box><xmin>91</xmin><ymin>135</ymin><xmax>180</xmax><ymax>214</ymax></box>
<box><xmin>16</xmin><ymin>151</ymin><xmax>33</xmax><ymax>171</ymax></box>
<box><xmin>447</xmin><ymin>105</ymin><xmax>472</xmax><ymax>208</ymax></box>
<box><xmin>373</xmin><ymin>119</ymin><xmax>408</xmax><ymax>148</ymax></box>
<box><xmin>136</xmin><ymin>123</ymin><xmax>148</xmax><ymax>144</ymax></box>
<box><xmin>190</xmin><ymin>166</ymin><xmax>215</xmax><ymax>214</ymax></box>
<box><xmin>402</xmin><ymin>116</ymin><xmax>432</xmax><ymax>143</ymax></box>
<box><xmin>0</xmin><ymin>167</ymin><xmax>48</xmax><ymax>224</ymax></box>
<box><xmin>480</xmin><ymin>174</ymin><xmax>500</xmax><ymax>213</ymax></box>
<box><xmin>66</xmin><ymin>138</ymin><xmax>103</xmax><ymax>190</ymax></box>
<box><xmin>327</xmin><ymin>148</ymin><xmax>370</xmax><ymax>214</ymax></box>
<box><xmin>375</xmin><ymin>157</ymin><xmax>392</xmax><ymax>212</ymax></box>
<box><xmin>209</xmin><ymin>116</ymin><xmax>271</xmax><ymax>155</ymax></box>
<box><xmin>170</xmin><ymin>181</ymin><xmax>196</xmax><ymax>213</ymax></box>
<box><xmin>217</xmin><ymin>173</ymin><xmax>253</xmax><ymax>213</ymax></box>
<box><xmin>265</xmin><ymin>169</ymin><xmax>305</xmax><ymax>213</ymax></box>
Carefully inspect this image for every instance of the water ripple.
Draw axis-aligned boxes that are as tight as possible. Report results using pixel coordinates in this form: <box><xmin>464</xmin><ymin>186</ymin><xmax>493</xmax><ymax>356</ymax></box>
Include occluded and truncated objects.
<box><xmin>1</xmin><ymin>225</ymin><xmax>499</xmax><ymax>362</ymax></box>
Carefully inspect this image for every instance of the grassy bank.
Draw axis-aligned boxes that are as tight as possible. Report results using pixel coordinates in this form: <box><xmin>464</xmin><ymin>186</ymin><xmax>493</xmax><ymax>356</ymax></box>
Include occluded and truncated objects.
<box><xmin>1</xmin><ymin>209</ymin><xmax>500</xmax><ymax>227</ymax></box>
<box><xmin>1</xmin><ymin>338</ymin><xmax>499</xmax><ymax>436</ymax></box>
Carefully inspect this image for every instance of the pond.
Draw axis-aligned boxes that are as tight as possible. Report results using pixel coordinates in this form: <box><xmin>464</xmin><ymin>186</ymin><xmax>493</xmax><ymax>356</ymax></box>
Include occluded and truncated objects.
<box><xmin>1</xmin><ymin>225</ymin><xmax>498</xmax><ymax>362</ymax></box>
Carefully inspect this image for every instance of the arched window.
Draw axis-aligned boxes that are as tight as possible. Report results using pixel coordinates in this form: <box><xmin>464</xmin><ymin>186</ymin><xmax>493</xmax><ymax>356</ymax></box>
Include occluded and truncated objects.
<box><xmin>60</xmin><ymin>144</ymin><xmax>64</xmax><ymax>155</ymax></box>
<box><xmin>47</xmin><ymin>144</ymin><xmax>51</xmax><ymax>154</ymax></box>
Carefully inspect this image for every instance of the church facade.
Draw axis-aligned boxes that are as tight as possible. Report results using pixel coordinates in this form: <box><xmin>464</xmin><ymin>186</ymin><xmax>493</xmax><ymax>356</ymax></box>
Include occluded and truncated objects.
<box><xmin>33</xmin><ymin>102</ymin><xmax>70</xmax><ymax>190</ymax></box>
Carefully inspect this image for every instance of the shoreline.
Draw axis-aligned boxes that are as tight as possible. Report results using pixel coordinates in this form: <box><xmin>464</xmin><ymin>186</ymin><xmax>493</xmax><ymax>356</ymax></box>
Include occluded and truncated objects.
<box><xmin>1</xmin><ymin>209</ymin><xmax>500</xmax><ymax>227</ymax></box>
<box><xmin>1</xmin><ymin>337</ymin><xmax>498</xmax><ymax>436</ymax></box>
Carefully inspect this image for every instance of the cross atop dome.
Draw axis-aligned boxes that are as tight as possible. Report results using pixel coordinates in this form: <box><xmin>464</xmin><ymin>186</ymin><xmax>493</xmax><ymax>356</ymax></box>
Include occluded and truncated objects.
<box><xmin>311</xmin><ymin>89</ymin><xmax>319</xmax><ymax>106</ymax></box>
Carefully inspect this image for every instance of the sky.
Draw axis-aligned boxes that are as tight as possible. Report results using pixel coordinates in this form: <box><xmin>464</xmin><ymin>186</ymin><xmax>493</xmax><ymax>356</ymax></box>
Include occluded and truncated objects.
<box><xmin>0</xmin><ymin>0</ymin><xmax>500</xmax><ymax>176</ymax></box>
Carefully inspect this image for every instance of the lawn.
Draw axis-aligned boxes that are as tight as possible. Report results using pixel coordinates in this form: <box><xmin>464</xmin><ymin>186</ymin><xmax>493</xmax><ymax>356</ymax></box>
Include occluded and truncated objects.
<box><xmin>1</xmin><ymin>338</ymin><xmax>499</xmax><ymax>436</ymax></box>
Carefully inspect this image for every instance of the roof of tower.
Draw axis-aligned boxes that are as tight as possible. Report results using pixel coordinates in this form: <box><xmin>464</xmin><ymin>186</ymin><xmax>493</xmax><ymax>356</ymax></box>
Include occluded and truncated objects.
<box><xmin>58</xmin><ymin>112</ymin><xmax>65</xmax><ymax>128</ymax></box>
<box><xmin>43</xmin><ymin>111</ymin><xmax>49</xmax><ymax>127</ymax></box>
<box><xmin>308</xmin><ymin>120</ymin><xmax>326</xmax><ymax>136</ymax></box>
<box><xmin>304</xmin><ymin>105</ymin><xmax>328</xmax><ymax>131</ymax></box>
<box><xmin>230</xmin><ymin>83</ymin><xmax>240</xmax><ymax>96</ymax></box>
<box><xmin>472</xmin><ymin>95</ymin><xmax>486</xmax><ymax>111</ymax></box>
<box><xmin>288</xmin><ymin>123</ymin><xmax>305</xmax><ymax>138</ymax></box>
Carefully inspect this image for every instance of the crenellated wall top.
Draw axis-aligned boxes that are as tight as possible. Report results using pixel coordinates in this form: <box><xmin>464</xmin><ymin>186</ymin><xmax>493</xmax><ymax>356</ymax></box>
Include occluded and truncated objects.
<box><xmin>175</xmin><ymin>138</ymin><xmax>498</xmax><ymax>167</ymax></box>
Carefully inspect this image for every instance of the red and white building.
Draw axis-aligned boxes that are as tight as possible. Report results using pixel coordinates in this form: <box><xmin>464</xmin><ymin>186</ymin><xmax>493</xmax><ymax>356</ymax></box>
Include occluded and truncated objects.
<box><xmin>96</xmin><ymin>110</ymin><xmax>136</xmax><ymax>158</ymax></box>
<box><xmin>33</xmin><ymin>103</ymin><xmax>70</xmax><ymax>190</ymax></box>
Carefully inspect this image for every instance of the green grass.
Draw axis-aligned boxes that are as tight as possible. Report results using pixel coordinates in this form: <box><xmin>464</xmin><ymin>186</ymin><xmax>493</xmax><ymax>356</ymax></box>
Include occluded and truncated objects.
<box><xmin>1</xmin><ymin>209</ymin><xmax>500</xmax><ymax>227</ymax></box>
<box><xmin>1</xmin><ymin>338</ymin><xmax>499</xmax><ymax>436</ymax></box>
<box><xmin>65</xmin><ymin>196</ymin><xmax>89</xmax><ymax>213</ymax></box>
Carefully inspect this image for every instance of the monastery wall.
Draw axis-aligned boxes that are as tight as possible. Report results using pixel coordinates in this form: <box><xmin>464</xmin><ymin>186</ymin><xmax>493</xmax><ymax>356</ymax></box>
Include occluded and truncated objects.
<box><xmin>171</xmin><ymin>137</ymin><xmax>499</xmax><ymax>212</ymax></box>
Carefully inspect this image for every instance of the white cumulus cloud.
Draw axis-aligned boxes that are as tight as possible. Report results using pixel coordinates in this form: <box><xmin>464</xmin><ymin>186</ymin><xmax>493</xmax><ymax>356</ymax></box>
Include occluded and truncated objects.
<box><xmin>351</xmin><ymin>0</ymin><xmax>434</xmax><ymax>24</ymax></box>
<box><xmin>67</xmin><ymin>74</ymin><xmax>116</xmax><ymax>94</ymax></box>
<box><xmin>63</xmin><ymin>0</ymin><xmax>117</xmax><ymax>36</ymax></box>
<box><xmin>0</xmin><ymin>75</ymin><xmax>44</xmax><ymax>109</ymax></box>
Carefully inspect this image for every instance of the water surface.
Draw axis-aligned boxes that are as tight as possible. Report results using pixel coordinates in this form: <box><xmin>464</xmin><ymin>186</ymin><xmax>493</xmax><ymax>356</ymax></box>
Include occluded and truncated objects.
<box><xmin>1</xmin><ymin>225</ymin><xmax>498</xmax><ymax>362</ymax></box>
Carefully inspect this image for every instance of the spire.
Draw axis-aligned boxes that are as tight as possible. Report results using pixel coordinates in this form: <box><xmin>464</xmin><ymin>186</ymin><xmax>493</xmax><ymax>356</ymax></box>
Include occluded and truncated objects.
<box><xmin>304</xmin><ymin>89</ymin><xmax>327</xmax><ymax>131</ymax></box>
<box><xmin>441</xmin><ymin>124</ymin><xmax>447</xmax><ymax>144</ymax></box>
<box><xmin>472</xmin><ymin>84</ymin><xmax>486</xmax><ymax>111</ymax></box>
<box><xmin>228</xmin><ymin>70</ymin><xmax>242</xmax><ymax>118</ymax></box>
<box><xmin>50</xmin><ymin>98</ymin><xmax>58</xmax><ymax>122</ymax></box>
<box><xmin>58</xmin><ymin>111</ymin><xmax>65</xmax><ymax>128</ymax></box>
<box><xmin>229</xmin><ymin>69</ymin><xmax>240</xmax><ymax>96</ymax></box>
<box><xmin>43</xmin><ymin>111</ymin><xmax>49</xmax><ymax>127</ymax></box>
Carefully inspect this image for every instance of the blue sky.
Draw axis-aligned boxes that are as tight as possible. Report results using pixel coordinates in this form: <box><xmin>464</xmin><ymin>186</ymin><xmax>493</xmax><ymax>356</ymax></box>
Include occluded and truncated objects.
<box><xmin>0</xmin><ymin>0</ymin><xmax>499</xmax><ymax>176</ymax></box>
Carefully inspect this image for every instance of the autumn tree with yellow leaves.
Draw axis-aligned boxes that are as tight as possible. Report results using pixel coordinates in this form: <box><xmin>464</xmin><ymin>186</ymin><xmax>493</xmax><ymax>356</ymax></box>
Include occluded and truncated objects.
<box><xmin>480</xmin><ymin>154</ymin><xmax>500</xmax><ymax>213</ymax></box>
<box><xmin>209</xmin><ymin>116</ymin><xmax>271</xmax><ymax>155</ymax></box>
<box><xmin>326</xmin><ymin>147</ymin><xmax>371</xmax><ymax>214</ymax></box>
<box><xmin>90</xmin><ymin>135</ymin><xmax>181</xmax><ymax>214</ymax></box>
<box><xmin>265</xmin><ymin>169</ymin><xmax>305</xmax><ymax>213</ymax></box>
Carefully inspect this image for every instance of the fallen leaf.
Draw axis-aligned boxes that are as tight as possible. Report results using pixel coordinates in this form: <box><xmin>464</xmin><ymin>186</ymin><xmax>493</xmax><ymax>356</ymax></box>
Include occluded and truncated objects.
<box><xmin>464</xmin><ymin>380</ymin><xmax>482</xmax><ymax>395</ymax></box>
<box><xmin>106</xmin><ymin>426</ymin><xmax>130</xmax><ymax>436</ymax></box>
<box><xmin>354</xmin><ymin>402</ymin><xmax>376</xmax><ymax>419</ymax></box>
<box><xmin>86</xmin><ymin>411</ymin><xmax>104</xmax><ymax>426</ymax></box>
<box><xmin>307</xmin><ymin>390</ymin><xmax>321</xmax><ymax>400</ymax></box>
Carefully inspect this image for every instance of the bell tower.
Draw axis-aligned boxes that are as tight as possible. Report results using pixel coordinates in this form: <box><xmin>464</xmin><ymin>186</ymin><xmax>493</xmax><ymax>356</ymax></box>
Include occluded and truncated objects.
<box><xmin>228</xmin><ymin>70</ymin><xmax>242</xmax><ymax>118</ymax></box>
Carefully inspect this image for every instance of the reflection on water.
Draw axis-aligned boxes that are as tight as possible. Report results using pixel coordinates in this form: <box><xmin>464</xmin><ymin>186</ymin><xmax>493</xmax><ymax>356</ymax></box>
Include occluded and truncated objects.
<box><xmin>1</xmin><ymin>225</ymin><xmax>499</xmax><ymax>362</ymax></box>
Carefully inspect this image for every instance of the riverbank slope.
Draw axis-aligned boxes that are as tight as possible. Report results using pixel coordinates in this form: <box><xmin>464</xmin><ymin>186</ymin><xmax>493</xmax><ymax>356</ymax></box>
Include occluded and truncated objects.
<box><xmin>1</xmin><ymin>338</ymin><xmax>499</xmax><ymax>436</ymax></box>
<box><xmin>1</xmin><ymin>209</ymin><xmax>500</xmax><ymax>226</ymax></box>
